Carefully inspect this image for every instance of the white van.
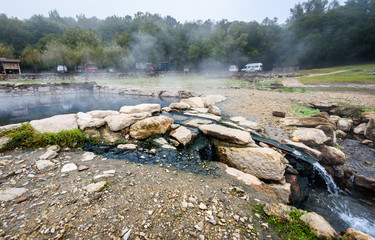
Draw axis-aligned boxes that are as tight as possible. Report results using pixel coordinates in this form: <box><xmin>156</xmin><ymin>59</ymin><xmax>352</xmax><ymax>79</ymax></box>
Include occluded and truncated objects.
<box><xmin>241</xmin><ymin>63</ymin><xmax>263</xmax><ymax>73</ymax></box>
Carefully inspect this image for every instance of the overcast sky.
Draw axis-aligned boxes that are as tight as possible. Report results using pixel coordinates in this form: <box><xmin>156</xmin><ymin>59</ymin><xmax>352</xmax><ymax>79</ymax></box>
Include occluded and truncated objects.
<box><xmin>1</xmin><ymin>0</ymin><xmax>347</xmax><ymax>23</ymax></box>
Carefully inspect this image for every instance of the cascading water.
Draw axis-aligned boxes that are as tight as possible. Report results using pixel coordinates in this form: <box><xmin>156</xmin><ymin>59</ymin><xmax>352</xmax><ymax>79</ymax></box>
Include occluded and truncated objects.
<box><xmin>304</xmin><ymin>162</ymin><xmax>375</xmax><ymax>237</ymax></box>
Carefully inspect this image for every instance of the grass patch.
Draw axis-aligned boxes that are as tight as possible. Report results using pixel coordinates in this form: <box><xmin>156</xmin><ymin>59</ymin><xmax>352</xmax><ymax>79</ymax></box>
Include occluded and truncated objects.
<box><xmin>291</xmin><ymin>105</ymin><xmax>320</xmax><ymax>117</ymax></box>
<box><xmin>280</xmin><ymin>87</ymin><xmax>311</xmax><ymax>93</ymax></box>
<box><xmin>254</xmin><ymin>204</ymin><xmax>318</xmax><ymax>240</ymax></box>
<box><xmin>299</xmin><ymin>63</ymin><xmax>375</xmax><ymax>75</ymax></box>
<box><xmin>0</xmin><ymin>123</ymin><xmax>87</xmax><ymax>151</ymax></box>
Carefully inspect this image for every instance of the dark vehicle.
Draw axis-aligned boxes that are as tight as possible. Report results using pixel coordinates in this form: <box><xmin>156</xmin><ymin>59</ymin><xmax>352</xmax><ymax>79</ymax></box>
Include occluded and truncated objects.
<box><xmin>136</xmin><ymin>62</ymin><xmax>155</xmax><ymax>72</ymax></box>
<box><xmin>156</xmin><ymin>62</ymin><xmax>174</xmax><ymax>71</ymax></box>
<box><xmin>85</xmin><ymin>62</ymin><xmax>98</xmax><ymax>72</ymax></box>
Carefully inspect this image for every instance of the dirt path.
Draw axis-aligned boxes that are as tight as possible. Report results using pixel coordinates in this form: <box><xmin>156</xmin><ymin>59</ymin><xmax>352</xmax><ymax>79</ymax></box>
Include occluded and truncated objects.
<box><xmin>303</xmin><ymin>70</ymin><xmax>349</xmax><ymax>77</ymax></box>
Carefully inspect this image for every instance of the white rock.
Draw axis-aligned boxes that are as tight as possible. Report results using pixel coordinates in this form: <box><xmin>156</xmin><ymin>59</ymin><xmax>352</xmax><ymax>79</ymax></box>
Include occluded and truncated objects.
<box><xmin>180</xmin><ymin>97</ymin><xmax>205</xmax><ymax>108</ymax></box>
<box><xmin>169</xmin><ymin>102</ymin><xmax>190</xmax><ymax>110</ymax></box>
<box><xmin>337</xmin><ymin>119</ymin><xmax>353</xmax><ymax>132</ymax></box>
<box><xmin>117</xmin><ymin>144</ymin><xmax>137</xmax><ymax>150</ymax></box>
<box><xmin>88</xmin><ymin>110</ymin><xmax>119</xmax><ymax>119</ymax></box>
<box><xmin>120</xmin><ymin>104</ymin><xmax>161</xmax><ymax>114</ymax></box>
<box><xmin>183</xmin><ymin>118</ymin><xmax>213</xmax><ymax>128</ymax></box>
<box><xmin>153</xmin><ymin>138</ymin><xmax>169</xmax><ymax>146</ymax></box>
<box><xmin>38</xmin><ymin>150</ymin><xmax>58</xmax><ymax>160</ymax></box>
<box><xmin>36</xmin><ymin>160</ymin><xmax>55</xmax><ymax>171</ymax></box>
<box><xmin>30</xmin><ymin>114</ymin><xmax>78</xmax><ymax>133</ymax></box>
<box><xmin>0</xmin><ymin>188</ymin><xmax>28</xmax><ymax>201</ymax></box>
<box><xmin>83</xmin><ymin>181</ymin><xmax>107</xmax><ymax>193</ymax></box>
<box><xmin>61</xmin><ymin>163</ymin><xmax>78</xmax><ymax>173</ymax></box>
<box><xmin>223</xmin><ymin>165</ymin><xmax>263</xmax><ymax>186</ymax></box>
<box><xmin>292</xmin><ymin>128</ymin><xmax>329</xmax><ymax>146</ymax></box>
<box><xmin>353</xmin><ymin>123</ymin><xmax>367</xmax><ymax>135</ymax></box>
<box><xmin>208</xmin><ymin>105</ymin><xmax>221</xmax><ymax>116</ymax></box>
<box><xmin>81</xmin><ymin>152</ymin><xmax>96</xmax><ymax>161</ymax></box>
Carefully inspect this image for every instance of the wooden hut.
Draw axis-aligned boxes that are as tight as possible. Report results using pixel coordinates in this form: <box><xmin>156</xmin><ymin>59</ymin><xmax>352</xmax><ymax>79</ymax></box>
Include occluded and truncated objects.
<box><xmin>0</xmin><ymin>58</ymin><xmax>21</xmax><ymax>74</ymax></box>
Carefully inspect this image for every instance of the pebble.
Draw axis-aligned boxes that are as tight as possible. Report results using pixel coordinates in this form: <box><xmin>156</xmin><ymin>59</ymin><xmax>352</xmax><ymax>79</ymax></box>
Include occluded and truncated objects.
<box><xmin>61</xmin><ymin>163</ymin><xmax>78</xmax><ymax>173</ymax></box>
<box><xmin>194</xmin><ymin>221</ymin><xmax>204</xmax><ymax>231</ymax></box>
<box><xmin>199</xmin><ymin>203</ymin><xmax>207</xmax><ymax>210</ymax></box>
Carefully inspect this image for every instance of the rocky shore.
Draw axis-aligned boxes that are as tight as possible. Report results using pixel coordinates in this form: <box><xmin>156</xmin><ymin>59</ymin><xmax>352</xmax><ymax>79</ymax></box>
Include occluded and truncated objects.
<box><xmin>1</xmin><ymin>84</ymin><xmax>375</xmax><ymax>239</ymax></box>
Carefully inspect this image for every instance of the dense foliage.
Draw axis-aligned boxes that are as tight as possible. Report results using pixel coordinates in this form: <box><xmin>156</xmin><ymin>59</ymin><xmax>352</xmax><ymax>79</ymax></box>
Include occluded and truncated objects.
<box><xmin>0</xmin><ymin>0</ymin><xmax>374</xmax><ymax>72</ymax></box>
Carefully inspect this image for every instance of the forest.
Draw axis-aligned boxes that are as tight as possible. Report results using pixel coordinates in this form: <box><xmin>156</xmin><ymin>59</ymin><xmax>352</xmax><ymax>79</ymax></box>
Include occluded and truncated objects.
<box><xmin>0</xmin><ymin>0</ymin><xmax>374</xmax><ymax>72</ymax></box>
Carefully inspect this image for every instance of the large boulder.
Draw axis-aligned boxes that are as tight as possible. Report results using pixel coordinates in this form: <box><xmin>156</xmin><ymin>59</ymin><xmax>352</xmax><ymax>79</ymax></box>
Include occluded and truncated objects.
<box><xmin>77</xmin><ymin>112</ymin><xmax>106</xmax><ymax>130</ymax></box>
<box><xmin>353</xmin><ymin>174</ymin><xmax>375</xmax><ymax>195</ymax></box>
<box><xmin>130</xmin><ymin>116</ymin><xmax>174</xmax><ymax>140</ymax></box>
<box><xmin>280</xmin><ymin>117</ymin><xmax>333</xmax><ymax>128</ymax></box>
<box><xmin>337</xmin><ymin>119</ymin><xmax>353</xmax><ymax>132</ymax></box>
<box><xmin>320</xmin><ymin>146</ymin><xmax>346</xmax><ymax>165</ymax></box>
<box><xmin>208</xmin><ymin>105</ymin><xmax>221</xmax><ymax>116</ymax></box>
<box><xmin>217</xmin><ymin>146</ymin><xmax>286</xmax><ymax>181</ymax></box>
<box><xmin>343</xmin><ymin>228</ymin><xmax>375</xmax><ymax>240</ymax></box>
<box><xmin>365</xmin><ymin>118</ymin><xmax>375</xmax><ymax>141</ymax></box>
<box><xmin>30</xmin><ymin>114</ymin><xmax>78</xmax><ymax>133</ymax></box>
<box><xmin>230</xmin><ymin>116</ymin><xmax>261</xmax><ymax>130</ymax></box>
<box><xmin>87</xmin><ymin>110</ymin><xmax>119</xmax><ymax>119</ymax></box>
<box><xmin>199</xmin><ymin>124</ymin><xmax>254</xmax><ymax>145</ymax></box>
<box><xmin>180</xmin><ymin>97</ymin><xmax>205</xmax><ymax>108</ymax></box>
<box><xmin>170</xmin><ymin>126</ymin><xmax>196</xmax><ymax>146</ymax></box>
<box><xmin>104</xmin><ymin>112</ymin><xmax>151</xmax><ymax>132</ymax></box>
<box><xmin>300</xmin><ymin>212</ymin><xmax>338</xmax><ymax>239</ymax></box>
<box><xmin>292</xmin><ymin>128</ymin><xmax>329</xmax><ymax>147</ymax></box>
<box><xmin>120</xmin><ymin>104</ymin><xmax>161</xmax><ymax>114</ymax></box>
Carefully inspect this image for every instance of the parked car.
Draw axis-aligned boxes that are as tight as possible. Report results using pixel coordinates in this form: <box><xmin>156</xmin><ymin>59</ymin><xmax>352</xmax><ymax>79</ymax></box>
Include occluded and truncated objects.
<box><xmin>229</xmin><ymin>65</ymin><xmax>238</xmax><ymax>72</ymax></box>
<box><xmin>241</xmin><ymin>63</ymin><xmax>263</xmax><ymax>73</ymax></box>
<box><xmin>56</xmin><ymin>65</ymin><xmax>67</xmax><ymax>73</ymax></box>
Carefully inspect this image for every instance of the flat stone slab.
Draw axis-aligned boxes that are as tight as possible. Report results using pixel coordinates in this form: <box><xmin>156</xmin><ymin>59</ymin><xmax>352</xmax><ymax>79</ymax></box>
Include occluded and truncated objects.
<box><xmin>30</xmin><ymin>114</ymin><xmax>78</xmax><ymax>133</ymax></box>
<box><xmin>0</xmin><ymin>188</ymin><xmax>28</xmax><ymax>201</ymax></box>
<box><xmin>117</xmin><ymin>144</ymin><xmax>137</xmax><ymax>150</ymax></box>
<box><xmin>183</xmin><ymin>118</ymin><xmax>213</xmax><ymax>128</ymax></box>
<box><xmin>83</xmin><ymin>181</ymin><xmax>107</xmax><ymax>193</ymax></box>
<box><xmin>198</xmin><ymin>124</ymin><xmax>253</xmax><ymax>145</ymax></box>
<box><xmin>120</xmin><ymin>104</ymin><xmax>161</xmax><ymax>114</ymax></box>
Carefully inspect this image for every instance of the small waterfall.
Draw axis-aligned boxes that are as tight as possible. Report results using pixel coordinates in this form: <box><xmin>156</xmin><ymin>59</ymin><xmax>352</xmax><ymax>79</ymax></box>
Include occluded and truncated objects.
<box><xmin>312</xmin><ymin>162</ymin><xmax>340</xmax><ymax>195</ymax></box>
<box><xmin>311</xmin><ymin>162</ymin><xmax>375</xmax><ymax>237</ymax></box>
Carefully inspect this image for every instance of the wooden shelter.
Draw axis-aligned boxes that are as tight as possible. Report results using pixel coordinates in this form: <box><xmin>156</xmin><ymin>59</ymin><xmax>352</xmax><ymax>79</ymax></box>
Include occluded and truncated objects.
<box><xmin>0</xmin><ymin>58</ymin><xmax>21</xmax><ymax>74</ymax></box>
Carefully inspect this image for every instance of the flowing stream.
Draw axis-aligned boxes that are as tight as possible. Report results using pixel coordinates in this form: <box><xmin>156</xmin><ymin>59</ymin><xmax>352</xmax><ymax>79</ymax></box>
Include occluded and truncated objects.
<box><xmin>303</xmin><ymin>162</ymin><xmax>375</xmax><ymax>237</ymax></box>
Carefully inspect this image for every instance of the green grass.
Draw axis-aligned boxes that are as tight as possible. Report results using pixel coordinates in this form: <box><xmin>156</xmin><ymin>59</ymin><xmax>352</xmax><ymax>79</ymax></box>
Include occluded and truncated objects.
<box><xmin>298</xmin><ymin>63</ymin><xmax>375</xmax><ymax>84</ymax></box>
<box><xmin>291</xmin><ymin>105</ymin><xmax>320</xmax><ymax>117</ymax></box>
<box><xmin>254</xmin><ymin>204</ymin><xmax>318</xmax><ymax>240</ymax></box>
<box><xmin>0</xmin><ymin>123</ymin><xmax>87</xmax><ymax>151</ymax></box>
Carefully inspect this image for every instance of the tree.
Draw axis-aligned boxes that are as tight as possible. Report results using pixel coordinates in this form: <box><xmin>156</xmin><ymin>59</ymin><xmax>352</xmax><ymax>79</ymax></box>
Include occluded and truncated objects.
<box><xmin>20</xmin><ymin>45</ymin><xmax>41</xmax><ymax>72</ymax></box>
<box><xmin>0</xmin><ymin>42</ymin><xmax>14</xmax><ymax>58</ymax></box>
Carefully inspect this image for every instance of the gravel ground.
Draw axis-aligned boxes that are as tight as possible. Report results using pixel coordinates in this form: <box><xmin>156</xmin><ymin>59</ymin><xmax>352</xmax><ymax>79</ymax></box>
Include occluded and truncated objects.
<box><xmin>1</xmin><ymin>85</ymin><xmax>374</xmax><ymax>240</ymax></box>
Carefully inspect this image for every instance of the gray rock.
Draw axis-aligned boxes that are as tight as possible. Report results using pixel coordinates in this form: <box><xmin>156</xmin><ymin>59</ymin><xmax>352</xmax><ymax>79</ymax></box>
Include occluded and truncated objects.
<box><xmin>38</xmin><ymin>150</ymin><xmax>58</xmax><ymax>160</ymax></box>
<box><xmin>183</xmin><ymin>112</ymin><xmax>222</xmax><ymax>122</ymax></box>
<box><xmin>337</xmin><ymin>119</ymin><xmax>353</xmax><ymax>132</ymax></box>
<box><xmin>105</xmin><ymin>113</ymin><xmax>151</xmax><ymax>132</ymax></box>
<box><xmin>222</xmin><ymin>164</ymin><xmax>263</xmax><ymax>186</ymax></box>
<box><xmin>180</xmin><ymin>97</ymin><xmax>205</xmax><ymax>108</ymax></box>
<box><xmin>47</xmin><ymin>145</ymin><xmax>61</xmax><ymax>152</ymax></box>
<box><xmin>0</xmin><ymin>188</ymin><xmax>28</xmax><ymax>201</ymax></box>
<box><xmin>208</xmin><ymin>105</ymin><xmax>221</xmax><ymax>116</ymax></box>
<box><xmin>183</xmin><ymin>118</ymin><xmax>213</xmax><ymax>128</ymax></box>
<box><xmin>353</xmin><ymin>123</ymin><xmax>367</xmax><ymax>135</ymax></box>
<box><xmin>120</xmin><ymin>103</ymin><xmax>161</xmax><ymax>114</ymax></box>
<box><xmin>36</xmin><ymin>160</ymin><xmax>55</xmax><ymax>170</ymax></box>
<box><xmin>0</xmin><ymin>136</ymin><xmax>10</xmax><ymax>148</ymax></box>
<box><xmin>269</xmin><ymin>183</ymin><xmax>292</xmax><ymax>204</ymax></box>
<box><xmin>30</xmin><ymin>114</ymin><xmax>78</xmax><ymax>133</ymax></box>
<box><xmin>170</xmin><ymin>126</ymin><xmax>196</xmax><ymax>146</ymax></box>
<box><xmin>202</xmin><ymin>95</ymin><xmax>227</xmax><ymax>107</ymax></box>
<box><xmin>61</xmin><ymin>163</ymin><xmax>78</xmax><ymax>173</ymax></box>
<box><xmin>169</xmin><ymin>102</ymin><xmax>190</xmax><ymax>110</ymax></box>
<box><xmin>292</xmin><ymin>128</ymin><xmax>329</xmax><ymax>147</ymax></box>
<box><xmin>230</xmin><ymin>116</ymin><xmax>261</xmax><ymax>130</ymax></box>
<box><xmin>77</xmin><ymin>112</ymin><xmax>106</xmax><ymax>130</ymax></box>
<box><xmin>360</xmin><ymin>112</ymin><xmax>375</xmax><ymax>123</ymax></box>
<box><xmin>153</xmin><ymin>138</ymin><xmax>169</xmax><ymax>146</ymax></box>
<box><xmin>199</xmin><ymin>124</ymin><xmax>254</xmax><ymax>145</ymax></box>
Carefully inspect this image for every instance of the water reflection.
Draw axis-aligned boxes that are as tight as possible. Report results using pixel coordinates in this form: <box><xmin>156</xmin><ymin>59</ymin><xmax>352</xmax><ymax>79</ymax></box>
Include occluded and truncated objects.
<box><xmin>0</xmin><ymin>93</ymin><xmax>174</xmax><ymax>126</ymax></box>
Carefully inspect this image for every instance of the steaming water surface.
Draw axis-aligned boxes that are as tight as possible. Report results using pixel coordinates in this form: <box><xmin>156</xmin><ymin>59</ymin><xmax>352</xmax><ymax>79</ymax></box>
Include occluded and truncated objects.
<box><xmin>0</xmin><ymin>93</ymin><xmax>175</xmax><ymax>126</ymax></box>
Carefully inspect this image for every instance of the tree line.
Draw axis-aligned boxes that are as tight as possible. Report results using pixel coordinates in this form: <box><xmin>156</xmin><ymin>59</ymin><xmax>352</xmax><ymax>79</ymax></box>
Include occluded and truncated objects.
<box><xmin>0</xmin><ymin>0</ymin><xmax>374</xmax><ymax>72</ymax></box>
